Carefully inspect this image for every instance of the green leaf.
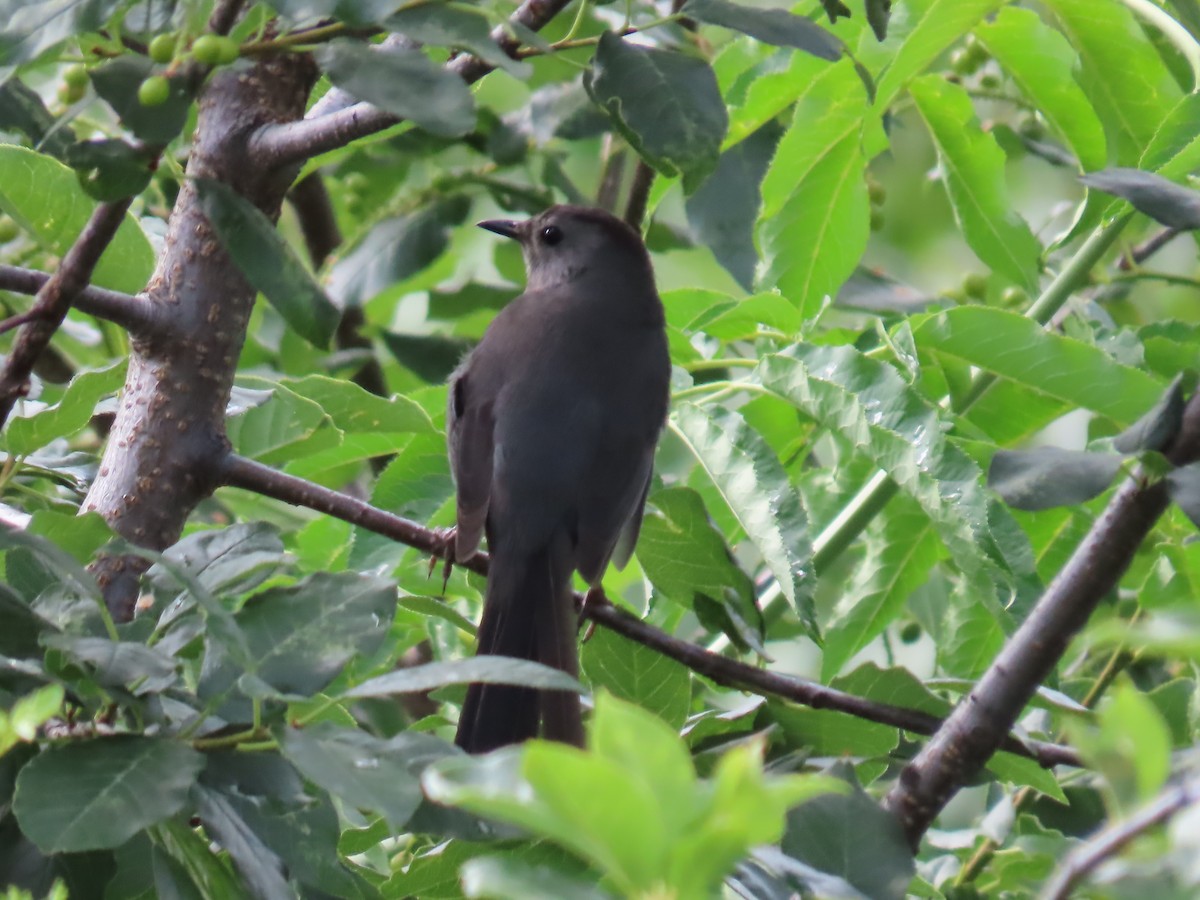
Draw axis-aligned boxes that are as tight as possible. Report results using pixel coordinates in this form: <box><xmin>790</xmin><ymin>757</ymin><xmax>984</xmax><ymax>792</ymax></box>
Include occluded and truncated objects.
<box><xmin>42</xmin><ymin>635</ymin><xmax>178</xmax><ymax>695</ymax></box>
<box><xmin>0</xmin><ymin>145</ymin><xmax>154</xmax><ymax>294</ymax></box>
<box><xmin>201</xmin><ymin>571</ymin><xmax>396</xmax><ymax>701</ymax></box>
<box><xmin>768</xmin><ymin>701</ymin><xmax>898</xmax><ymax>758</ymax></box>
<box><xmin>585</xmin><ymin>32</ymin><xmax>728</xmax><ymax>192</ymax></box>
<box><xmin>0</xmin><ymin>0</ymin><xmax>120</xmax><ymax>75</ymax></box>
<box><xmin>191</xmin><ymin>784</ymin><xmax>291</xmax><ymax>899</ymax></box>
<box><xmin>2</xmin><ymin>361</ymin><xmax>126</xmax><ymax>455</ymax></box>
<box><xmin>461</xmin><ymin>856</ymin><xmax>617</xmax><ymax>900</ymax></box>
<box><xmin>723</xmin><ymin>49</ymin><xmax>832</xmax><ymax>151</ymax></box>
<box><xmin>821</xmin><ymin>498</ymin><xmax>942</xmax><ymax>680</ymax></box>
<box><xmin>193</xmin><ymin>177</ymin><xmax>339</xmax><ymax>349</ymax></box>
<box><xmin>64</xmin><ymin>139</ymin><xmax>155</xmax><ymax>202</ymax></box>
<box><xmin>0</xmin><ymin>78</ymin><xmax>73</xmax><ymax>159</ymax></box>
<box><xmin>1113</xmin><ymin>374</ymin><xmax>1186</xmax><ymax>454</ymax></box>
<box><xmin>780</xmin><ymin>779</ymin><xmax>914</xmax><ymax>900</ymax></box>
<box><xmin>13</xmin><ymin>736</ymin><xmax>204</xmax><ymax>853</ymax></box>
<box><xmin>909</xmin><ymin>75</ymin><xmax>1041</xmax><ymax>291</ymax></box>
<box><xmin>914</xmin><ymin>306</ymin><xmax>1164</xmax><ymax>424</ymax></box>
<box><xmin>226</xmin><ymin>381</ymin><xmax>339</xmax><ymax>465</ymax></box>
<box><xmin>1080</xmin><ymin>168</ymin><xmax>1200</xmax><ymax>229</ymax></box>
<box><xmin>757</xmin><ymin>57</ymin><xmax>874</xmax><ymax>314</ymax></box>
<box><xmin>636</xmin><ymin>486</ymin><xmax>763</xmax><ymax>652</ymax></box>
<box><xmin>989</xmin><ymin>448</ymin><xmax>1124</xmax><ymax>511</ymax></box>
<box><xmin>315</xmin><ymin>40</ymin><xmax>476</xmax><ymax>137</ymax></box>
<box><xmin>279</xmin><ymin>373</ymin><xmax>434</xmax><ymax>435</ymax></box>
<box><xmin>580</xmin><ymin>629</ymin><xmax>691</xmax><ymax>729</ymax></box>
<box><xmin>88</xmin><ymin>56</ymin><xmax>193</xmax><ymax>146</ymax></box>
<box><xmin>344</xmin><ymin>657</ymin><xmax>584</xmax><ymax>698</ymax></box>
<box><xmin>873</xmin><ymin>0</ymin><xmax>1005</xmax><ymax>109</ymax></box>
<box><xmin>1041</xmin><ymin>0</ymin><xmax>1183</xmax><ymax>165</ymax></box>
<box><xmin>1167</xmin><ymin>462</ymin><xmax>1200</xmax><ymax>528</ymax></box>
<box><xmin>755</xmin><ymin>347</ymin><xmax>1017</xmax><ymax>605</ymax></box>
<box><xmin>388</xmin><ymin>3</ymin><xmax>531</xmax><ymax>76</ymax></box>
<box><xmin>670</xmin><ymin>405</ymin><xmax>813</xmax><ymax>630</ymax></box>
<box><xmin>974</xmin><ymin>6</ymin><xmax>1106</xmax><ymax>172</ymax></box>
<box><xmin>279</xmin><ymin>724</ymin><xmax>434</xmax><ymax>829</ymax></box>
<box><xmin>682</xmin><ymin>0</ymin><xmax>840</xmax><ymax>60</ymax></box>
<box><xmin>7</xmin><ymin>683</ymin><xmax>63</xmax><ymax>741</ymax></box>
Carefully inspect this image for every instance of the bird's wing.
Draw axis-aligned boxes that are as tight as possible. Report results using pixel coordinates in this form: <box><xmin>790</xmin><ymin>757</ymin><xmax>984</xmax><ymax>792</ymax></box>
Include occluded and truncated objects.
<box><xmin>447</xmin><ymin>369</ymin><xmax>494</xmax><ymax>561</ymax></box>
<box><xmin>575</xmin><ymin>444</ymin><xmax>656</xmax><ymax>584</ymax></box>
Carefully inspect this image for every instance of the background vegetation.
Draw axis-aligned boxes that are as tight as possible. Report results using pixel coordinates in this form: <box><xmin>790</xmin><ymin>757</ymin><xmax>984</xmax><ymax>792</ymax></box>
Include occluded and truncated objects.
<box><xmin>3</xmin><ymin>0</ymin><xmax>1200</xmax><ymax>896</ymax></box>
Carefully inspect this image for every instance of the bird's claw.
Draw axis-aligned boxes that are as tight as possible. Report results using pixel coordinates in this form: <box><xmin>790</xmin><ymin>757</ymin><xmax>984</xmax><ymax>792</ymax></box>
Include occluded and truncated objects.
<box><xmin>428</xmin><ymin>526</ymin><xmax>457</xmax><ymax>594</ymax></box>
<box><xmin>578</xmin><ymin>585</ymin><xmax>606</xmax><ymax>641</ymax></box>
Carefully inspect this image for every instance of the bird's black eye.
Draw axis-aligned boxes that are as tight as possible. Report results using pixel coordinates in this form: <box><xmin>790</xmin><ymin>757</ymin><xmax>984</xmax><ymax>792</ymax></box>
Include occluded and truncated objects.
<box><xmin>540</xmin><ymin>225</ymin><xmax>564</xmax><ymax>246</ymax></box>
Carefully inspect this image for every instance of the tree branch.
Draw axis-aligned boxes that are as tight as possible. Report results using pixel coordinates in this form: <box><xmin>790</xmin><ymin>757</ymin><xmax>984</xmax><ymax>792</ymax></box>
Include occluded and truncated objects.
<box><xmin>1040</xmin><ymin>777</ymin><xmax>1200</xmax><ymax>900</ymax></box>
<box><xmin>883</xmin><ymin>389</ymin><xmax>1200</xmax><ymax>847</ymax></box>
<box><xmin>219</xmin><ymin>452</ymin><xmax>1081</xmax><ymax>769</ymax></box>
<box><xmin>0</xmin><ymin>200</ymin><xmax>132</xmax><ymax>428</ymax></box>
<box><xmin>0</xmin><ymin>264</ymin><xmax>161</xmax><ymax>336</ymax></box>
<box><xmin>623</xmin><ymin>160</ymin><xmax>656</xmax><ymax>229</ymax></box>
<box><xmin>249</xmin><ymin>0</ymin><xmax>576</xmax><ymax>169</ymax></box>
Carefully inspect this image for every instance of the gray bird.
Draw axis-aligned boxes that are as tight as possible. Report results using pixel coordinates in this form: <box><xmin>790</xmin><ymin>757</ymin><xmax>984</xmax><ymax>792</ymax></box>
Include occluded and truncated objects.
<box><xmin>449</xmin><ymin>205</ymin><xmax>670</xmax><ymax>753</ymax></box>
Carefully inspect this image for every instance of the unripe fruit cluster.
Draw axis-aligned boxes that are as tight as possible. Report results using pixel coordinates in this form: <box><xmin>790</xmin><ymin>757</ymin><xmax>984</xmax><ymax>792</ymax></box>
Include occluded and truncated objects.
<box><xmin>58</xmin><ymin>64</ymin><xmax>88</xmax><ymax>104</ymax></box>
<box><xmin>137</xmin><ymin>33</ymin><xmax>239</xmax><ymax>106</ymax></box>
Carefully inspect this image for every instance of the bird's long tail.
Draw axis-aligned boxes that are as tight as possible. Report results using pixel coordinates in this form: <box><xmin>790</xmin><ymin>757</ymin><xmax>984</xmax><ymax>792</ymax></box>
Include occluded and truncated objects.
<box><xmin>455</xmin><ymin>536</ymin><xmax>583</xmax><ymax>753</ymax></box>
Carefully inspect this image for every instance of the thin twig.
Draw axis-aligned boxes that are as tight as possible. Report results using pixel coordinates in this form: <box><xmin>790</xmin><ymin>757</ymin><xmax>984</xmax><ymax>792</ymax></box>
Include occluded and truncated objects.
<box><xmin>1040</xmin><ymin>777</ymin><xmax>1200</xmax><ymax>900</ymax></box>
<box><xmin>0</xmin><ymin>264</ymin><xmax>160</xmax><ymax>336</ymax></box>
<box><xmin>208</xmin><ymin>0</ymin><xmax>247</xmax><ymax>35</ymax></box>
<box><xmin>0</xmin><ymin>200</ymin><xmax>133</xmax><ymax>427</ymax></box>
<box><xmin>624</xmin><ymin>160</ymin><xmax>656</xmax><ymax>229</ymax></box>
<box><xmin>219</xmin><ymin>453</ymin><xmax>1081</xmax><ymax>769</ymax></box>
<box><xmin>250</xmin><ymin>0</ymin><xmax>576</xmax><ymax>168</ymax></box>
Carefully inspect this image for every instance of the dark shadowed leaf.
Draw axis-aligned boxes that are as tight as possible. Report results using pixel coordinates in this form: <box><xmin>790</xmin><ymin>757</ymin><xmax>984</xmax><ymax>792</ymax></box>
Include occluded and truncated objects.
<box><xmin>581</xmin><ymin>628</ymin><xmax>691</xmax><ymax>728</ymax></box>
<box><xmin>315</xmin><ymin>40</ymin><xmax>476</xmax><ymax>137</ymax></box>
<box><xmin>194</xmin><ymin>177</ymin><xmax>339</xmax><ymax>348</ymax></box>
<box><xmin>0</xmin><ymin>78</ymin><xmax>73</xmax><ymax>159</ymax></box>
<box><xmin>780</xmin><ymin>777</ymin><xmax>913</xmax><ymax>900</ymax></box>
<box><xmin>865</xmin><ymin>0</ymin><xmax>890</xmax><ymax>39</ymax></box>
<box><xmin>381</xmin><ymin>331</ymin><xmax>474</xmax><ymax>383</ymax></box>
<box><xmin>585</xmin><ymin>33</ymin><xmax>728</xmax><ymax>192</ymax></box>
<box><xmin>1167</xmin><ymin>462</ymin><xmax>1200</xmax><ymax>528</ymax></box>
<box><xmin>89</xmin><ymin>56</ymin><xmax>192</xmax><ymax>145</ymax></box>
<box><xmin>1080</xmin><ymin>168</ymin><xmax>1200</xmax><ymax>229</ymax></box>
<box><xmin>327</xmin><ymin>197</ymin><xmax>470</xmax><ymax>307</ymax></box>
<box><xmin>988</xmin><ymin>448</ymin><xmax>1123</xmax><ymax>511</ymax></box>
<box><xmin>682</xmin><ymin>0</ymin><xmax>840</xmax><ymax>60</ymax></box>
<box><xmin>64</xmin><ymin>139</ymin><xmax>154</xmax><ymax>202</ymax></box>
<box><xmin>280</xmin><ymin>725</ymin><xmax>436</xmax><ymax>829</ymax></box>
<box><xmin>41</xmin><ymin>635</ymin><xmax>178</xmax><ymax>695</ymax></box>
<box><xmin>388</xmin><ymin>3</ymin><xmax>531</xmax><ymax>76</ymax></box>
<box><xmin>686</xmin><ymin>122</ymin><xmax>782</xmax><ymax>290</ymax></box>
<box><xmin>461</xmin><ymin>856</ymin><xmax>617</xmax><ymax>900</ymax></box>
<box><xmin>1113</xmin><ymin>374</ymin><xmax>1187</xmax><ymax>453</ymax></box>
<box><xmin>191</xmin><ymin>784</ymin><xmax>291</xmax><ymax>899</ymax></box>
<box><xmin>13</xmin><ymin>737</ymin><xmax>204</xmax><ymax>853</ymax></box>
<box><xmin>345</xmin><ymin>656</ymin><xmax>583</xmax><ymax>697</ymax></box>
<box><xmin>0</xmin><ymin>0</ymin><xmax>120</xmax><ymax>74</ymax></box>
<box><xmin>200</xmin><ymin>572</ymin><xmax>396</xmax><ymax>702</ymax></box>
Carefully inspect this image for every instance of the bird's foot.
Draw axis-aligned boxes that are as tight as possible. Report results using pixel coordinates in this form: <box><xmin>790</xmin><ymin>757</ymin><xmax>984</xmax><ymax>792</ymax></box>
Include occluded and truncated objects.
<box><xmin>427</xmin><ymin>526</ymin><xmax>457</xmax><ymax>594</ymax></box>
<box><xmin>578</xmin><ymin>585</ymin><xmax>607</xmax><ymax>642</ymax></box>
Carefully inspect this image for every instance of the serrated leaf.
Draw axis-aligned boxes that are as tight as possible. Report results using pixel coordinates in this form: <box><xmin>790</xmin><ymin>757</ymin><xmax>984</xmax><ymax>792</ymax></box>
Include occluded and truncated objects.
<box><xmin>585</xmin><ymin>32</ymin><xmax>727</xmax><ymax>192</ymax></box>
<box><xmin>909</xmin><ymin>75</ymin><xmax>1041</xmax><ymax>291</ymax></box>
<box><xmin>194</xmin><ymin>176</ymin><xmax>339</xmax><ymax>348</ymax></box>
<box><xmin>1080</xmin><ymin>168</ymin><xmax>1200</xmax><ymax>230</ymax></box>
<box><xmin>0</xmin><ymin>145</ymin><xmax>154</xmax><ymax>294</ymax></box>
<box><xmin>914</xmin><ymin>306</ymin><xmax>1164</xmax><ymax>424</ymax></box>
<box><xmin>874</xmin><ymin>0</ymin><xmax>1004</xmax><ymax>109</ymax></box>
<box><xmin>226</xmin><ymin>380</ymin><xmax>338</xmax><ymax>464</ymax></box>
<box><xmin>2</xmin><ymin>361</ymin><xmax>126</xmax><ymax>455</ymax></box>
<box><xmin>344</xmin><ymin>657</ymin><xmax>583</xmax><ymax>698</ymax></box>
<box><xmin>388</xmin><ymin>3</ymin><xmax>531</xmax><ymax>76</ymax></box>
<box><xmin>1042</xmin><ymin>0</ymin><xmax>1182</xmax><ymax>165</ymax></box>
<box><xmin>989</xmin><ymin>448</ymin><xmax>1124</xmax><ymax>511</ymax></box>
<box><xmin>14</xmin><ymin>737</ymin><xmax>204</xmax><ymax>852</ymax></box>
<box><xmin>280</xmin><ymin>373</ymin><xmax>434</xmax><ymax>435</ymax></box>
<box><xmin>315</xmin><ymin>40</ymin><xmax>476</xmax><ymax>137</ymax></box>
<box><xmin>580</xmin><ymin>628</ymin><xmax>691</xmax><ymax>729</ymax></box>
<box><xmin>974</xmin><ymin>6</ymin><xmax>1106</xmax><ymax>172</ymax></box>
<box><xmin>682</xmin><ymin>0</ymin><xmax>840</xmax><ymax>60</ymax></box>
<box><xmin>670</xmin><ymin>405</ymin><xmax>813</xmax><ymax>630</ymax></box>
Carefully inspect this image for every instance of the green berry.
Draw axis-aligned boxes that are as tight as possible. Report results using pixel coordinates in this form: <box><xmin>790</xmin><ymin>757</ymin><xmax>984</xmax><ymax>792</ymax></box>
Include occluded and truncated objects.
<box><xmin>192</xmin><ymin>34</ymin><xmax>238</xmax><ymax>65</ymax></box>
<box><xmin>63</xmin><ymin>64</ymin><xmax>89</xmax><ymax>89</ymax></box>
<box><xmin>898</xmin><ymin>621</ymin><xmax>922</xmax><ymax>644</ymax></box>
<box><xmin>58</xmin><ymin>81</ymin><xmax>84</xmax><ymax>104</ymax></box>
<box><xmin>867</xmin><ymin>178</ymin><xmax>886</xmax><ymax>206</ymax></box>
<box><xmin>0</xmin><ymin>216</ymin><xmax>19</xmax><ymax>244</ymax></box>
<box><xmin>138</xmin><ymin>75</ymin><xmax>170</xmax><ymax>107</ymax></box>
<box><xmin>949</xmin><ymin>48</ymin><xmax>977</xmax><ymax>76</ymax></box>
<box><xmin>963</xmin><ymin>272</ymin><xmax>988</xmax><ymax>300</ymax></box>
<box><xmin>979</xmin><ymin>72</ymin><xmax>1002</xmax><ymax>91</ymax></box>
<box><xmin>1000</xmin><ymin>286</ymin><xmax>1028</xmax><ymax>308</ymax></box>
<box><xmin>149</xmin><ymin>34</ymin><xmax>176</xmax><ymax>64</ymax></box>
<box><xmin>1017</xmin><ymin>113</ymin><xmax>1045</xmax><ymax>139</ymax></box>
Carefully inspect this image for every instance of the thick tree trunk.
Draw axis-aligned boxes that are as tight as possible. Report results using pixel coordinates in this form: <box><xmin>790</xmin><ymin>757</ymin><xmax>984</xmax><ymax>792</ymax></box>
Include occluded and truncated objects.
<box><xmin>84</xmin><ymin>53</ymin><xmax>316</xmax><ymax>619</ymax></box>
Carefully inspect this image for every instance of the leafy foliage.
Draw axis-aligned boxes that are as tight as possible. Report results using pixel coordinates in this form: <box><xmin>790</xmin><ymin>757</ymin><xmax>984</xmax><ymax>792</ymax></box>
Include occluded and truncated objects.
<box><xmin>4</xmin><ymin>0</ymin><xmax>1200</xmax><ymax>898</ymax></box>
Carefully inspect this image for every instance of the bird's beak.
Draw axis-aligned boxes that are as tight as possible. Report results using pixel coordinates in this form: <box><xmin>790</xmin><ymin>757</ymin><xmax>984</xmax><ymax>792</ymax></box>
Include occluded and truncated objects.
<box><xmin>477</xmin><ymin>219</ymin><xmax>523</xmax><ymax>240</ymax></box>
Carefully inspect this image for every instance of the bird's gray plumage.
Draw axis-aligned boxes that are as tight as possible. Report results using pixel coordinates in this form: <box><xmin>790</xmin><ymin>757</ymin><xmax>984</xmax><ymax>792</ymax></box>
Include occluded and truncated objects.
<box><xmin>449</xmin><ymin>205</ymin><xmax>670</xmax><ymax>752</ymax></box>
